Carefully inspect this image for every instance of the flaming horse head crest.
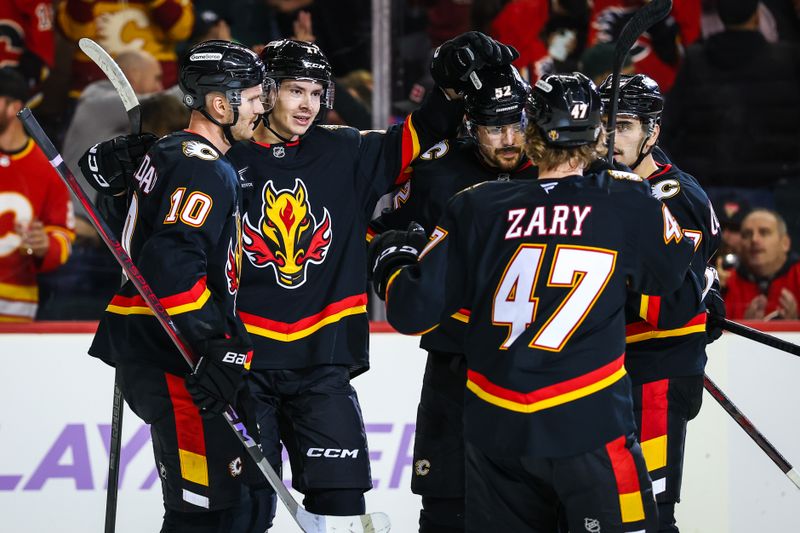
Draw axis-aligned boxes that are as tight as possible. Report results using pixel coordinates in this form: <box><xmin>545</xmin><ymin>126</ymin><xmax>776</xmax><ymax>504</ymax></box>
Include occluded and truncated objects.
<box><xmin>242</xmin><ymin>179</ymin><xmax>332</xmax><ymax>288</ymax></box>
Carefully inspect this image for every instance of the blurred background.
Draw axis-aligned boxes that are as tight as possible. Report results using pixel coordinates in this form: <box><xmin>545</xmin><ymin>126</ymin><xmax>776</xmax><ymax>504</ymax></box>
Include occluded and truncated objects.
<box><xmin>0</xmin><ymin>0</ymin><xmax>798</xmax><ymax>322</ymax></box>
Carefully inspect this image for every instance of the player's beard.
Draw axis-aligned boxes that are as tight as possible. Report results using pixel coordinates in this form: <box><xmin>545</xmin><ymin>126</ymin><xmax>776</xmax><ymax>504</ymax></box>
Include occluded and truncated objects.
<box><xmin>482</xmin><ymin>146</ymin><xmax>523</xmax><ymax>171</ymax></box>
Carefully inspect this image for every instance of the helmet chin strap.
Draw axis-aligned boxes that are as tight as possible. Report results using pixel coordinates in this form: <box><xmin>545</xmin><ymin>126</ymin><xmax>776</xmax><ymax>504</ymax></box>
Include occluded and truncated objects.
<box><xmin>632</xmin><ymin>119</ymin><xmax>657</xmax><ymax>171</ymax></box>
<box><xmin>200</xmin><ymin>107</ymin><xmax>239</xmax><ymax>145</ymax></box>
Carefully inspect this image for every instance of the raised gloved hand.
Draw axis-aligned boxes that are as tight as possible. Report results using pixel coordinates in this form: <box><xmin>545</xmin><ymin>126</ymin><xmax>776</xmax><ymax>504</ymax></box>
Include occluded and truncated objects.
<box><xmin>79</xmin><ymin>133</ymin><xmax>157</xmax><ymax>196</ymax></box>
<box><xmin>185</xmin><ymin>337</ymin><xmax>252</xmax><ymax>418</ymax></box>
<box><xmin>703</xmin><ymin>266</ymin><xmax>726</xmax><ymax>344</ymax></box>
<box><xmin>430</xmin><ymin>31</ymin><xmax>519</xmax><ymax>94</ymax></box>
<box><xmin>586</xmin><ymin>156</ymin><xmax>634</xmax><ymax>175</ymax></box>
<box><xmin>367</xmin><ymin>222</ymin><xmax>428</xmax><ymax>300</ymax></box>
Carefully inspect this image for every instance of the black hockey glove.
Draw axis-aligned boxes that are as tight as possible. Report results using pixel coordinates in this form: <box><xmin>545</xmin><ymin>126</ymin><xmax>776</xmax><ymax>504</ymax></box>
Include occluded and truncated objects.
<box><xmin>79</xmin><ymin>133</ymin><xmax>157</xmax><ymax>197</ymax></box>
<box><xmin>185</xmin><ymin>337</ymin><xmax>252</xmax><ymax>418</ymax></box>
<box><xmin>368</xmin><ymin>222</ymin><xmax>428</xmax><ymax>300</ymax></box>
<box><xmin>703</xmin><ymin>266</ymin><xmax>726</xmax><ymax>344</ymax></box>
<box><xmin>648</xmin><ymin>16</ymin><xmax>681</xmax><ymax>65</ymax></box>
<box><xmin>430</xmin><ymin>31</ymin><xmax>519</xmax><ymax>94</ymax></box>
<box><xmin>586</xmin><ymin>157</ymin><xmax>634</xmax><ymax>175</ymax></box>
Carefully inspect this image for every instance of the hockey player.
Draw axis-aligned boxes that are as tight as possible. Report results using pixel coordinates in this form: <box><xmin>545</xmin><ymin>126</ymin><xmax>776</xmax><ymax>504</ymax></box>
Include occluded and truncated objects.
<box><xmin>368</xmin><ymin>72</ymin><xmax>698</xmax><ymax>532</ymax></box>
<box><xmin>223</xmin><ymin>34</ymin><xmax>518</xmax><ymax>527</ymax></box>
<box><xmin>368</xmin><ymin>63</ymin><xmax>536</xmax><ymax>533</ymax></box>
<box><xmin>599</xmin><ymin>73</ymin><xmax>722</xmax><ymax>533</ymax></box>
<box><xmin>79</xmin><ymin>31</ymin><xmax>518</xmax><ymax>529</ymax></box>
<box><xmin>88</xmin><ymin>40</ymin><xmax>272</xmax><ymax>532</ymax></box>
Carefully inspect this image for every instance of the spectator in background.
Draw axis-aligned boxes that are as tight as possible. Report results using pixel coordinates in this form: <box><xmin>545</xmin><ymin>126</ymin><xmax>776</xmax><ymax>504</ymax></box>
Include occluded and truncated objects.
<box><xmin>579</xmin><ymin>41</ymin><xmax>635</xmax><ymax>86</ymax></box>
<box><xmin>36</xmin><ymin>90</ymin><xmax>189</xmax><ymax>321</ymax></box>
<box><xmin>660</xmin><ymin>0</ymin><xmax>800</xmax><ymax>208</ymax></box>
<box><xmin>56</xmin><ymin>0</ymin><xmax>193</xmax><ymax>99</ymax></box>
<box><xmin>62</xmin><ymin>49</ymin><xmax>163</xmax><ymax>214</ymax></box>
<box><xmin>0</xmin><ymin>68</ymin><xmax>74</xmax><ymax>322</ymax></box>
<box><xmin>725</xmin><ymin>209</ymin><xmax>800</xmax><ymax>320</ymax></box>
<box><xmin>474</xmin><ymin>0</ymin><xmax>550</xmax><ymax>81</ymax></box>
<box><xmin>188</xmin><ymin>8</ymin><xmax>233</xmax><ymax>46</ymax></box>
<box><xmin>711</xmin><ymin>191</ymin><xmax>751</xmax><ymax>290</ymax></box>
<box><xmin>588</xmin><ymin>0</ymin><xmax>701</xmax><ymax>91</ymax></box>
<box><xmin>0</xmin><ymin>1</ymin><xmax>55</xmax><ymax>106</ymax></box>
<box><xmin>267</xmin><ymin>0</ymin><xmax>371</xmax><ymax>75</ymax></box>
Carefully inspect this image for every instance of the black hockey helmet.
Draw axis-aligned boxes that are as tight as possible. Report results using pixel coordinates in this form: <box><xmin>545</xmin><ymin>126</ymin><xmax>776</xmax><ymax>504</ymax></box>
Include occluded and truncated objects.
<box><xmin>526</xmin><ymin>72</ymin><xmax>603</xmax><ymax>147</ymax></box>
<box><xmin>260</xmin><ymin>39</ymin><xmax>334</xmax><ymax>109</ymax></box>
<box><xmin>598</xmin><ymin>73</ymin><xmax>663</xmax><ymax>125</ymax></box>
<box><xmin>464</xmin><ymin>64</ymin><xmax>531</xmax><ymax>127</ymax></box>
<box><xmin>179</xmin><ymin>40</ymin><xmax>273</xmax><ymax>112</ymax></box>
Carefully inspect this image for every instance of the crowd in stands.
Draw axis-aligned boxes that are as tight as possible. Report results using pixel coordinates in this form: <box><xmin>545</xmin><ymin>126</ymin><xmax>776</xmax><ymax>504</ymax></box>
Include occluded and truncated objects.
<box><xmin>0</xmin><ymin>0</ymin><xmax>798</xmax><ymax>322</ymax></box>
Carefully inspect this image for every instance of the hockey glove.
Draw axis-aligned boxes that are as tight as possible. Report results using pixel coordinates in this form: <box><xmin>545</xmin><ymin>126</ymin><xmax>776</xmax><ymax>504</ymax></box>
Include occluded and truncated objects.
<box><xmin>703</xmin><ymin>266</ymin><xmax>726</xmax><ymax>344</ymax></box>
<box><xmin>586</xmin><ymin>157</ymin><xmax>634</xmax><ymax>175</ymax></box>
<box><xmin>430</xmin><ymin>31</ymin><xmax>519</xmax><ymax>94</ymax></box>
<box><xmin>368</xmin><ymin>222</ymin><xmax>428</xmax><ymax>300</ymax></box>
<box><xmin>185</xmin><ymin>337</ymin><xmax>252</xmax><ymax>418</ymax></box>
<box><xmin>79</xmin><ymin>133</ymin><xmax>157</xmax><ymax>197</ymax></box>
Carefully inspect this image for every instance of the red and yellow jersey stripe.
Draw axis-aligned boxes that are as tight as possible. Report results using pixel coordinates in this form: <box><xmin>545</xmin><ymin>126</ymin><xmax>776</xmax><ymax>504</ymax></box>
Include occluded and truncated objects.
<box><xmin>394</xmin><ymin>115</ymin><xmax>421</xmax><ymax>185</ymax></box>
<box><xmin>638</xmin><ymin>379</ymin><xmax>669</xmax><ymax>472</ymax></box>
<box><xmin>606</xmin><ymin>435</ymin><xmax>646</xmax><ymax>523</ymax></box>
<box><xmin>240</xmin><ymin>293</ymin><xmax>368</xmax><ymax>342</ymax></box>
<box><xmin>106</xmin><ymin>277</ymin><xmax>211</xmax><ymax>316</ymax></box>
<box><xmin>466</xmin><ymin>354</ymin><xmax>627</xmax><ymax>414</ymax></box>
<box><xmin>625</xmin><ymin>313</ymin><xmax>706</xmax><ymax>344</ymax></box>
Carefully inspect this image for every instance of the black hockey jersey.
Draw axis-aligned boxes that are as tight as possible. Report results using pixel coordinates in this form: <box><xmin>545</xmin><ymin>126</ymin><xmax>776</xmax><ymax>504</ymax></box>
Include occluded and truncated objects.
<box><xmin>384</xmin><ymin>171</ymin><xmax>696</xmax><ymax>458</ymax></box>
<box><xmin>227</xmin><ymin>88</ymin><xmax>464</xmax><ymax>376</ymax></box>
<box><xmin>624</xmin><ymin>147</ymin><xmax>721</xmax><ymax>384</ymax></box>
<box><xmin>368</xmin><ymin>137</ymin><xmax>538</xmax><ymax>354</ymax></box>
<box><xmin>90</xmin><ymin>131</ymin><xmax>249</xmax><ymax>375</ymax></box>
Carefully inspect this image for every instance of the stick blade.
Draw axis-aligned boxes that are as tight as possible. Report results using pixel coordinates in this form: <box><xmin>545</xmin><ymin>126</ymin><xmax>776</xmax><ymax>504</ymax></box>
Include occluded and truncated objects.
<box><xmin>78</xmin><ymin>38</ymin><xmax>140</xmax><ymax>114</ymax></box>
<box><xmin>324</xmin><ymin>512</ymin><xmax>391</xmax><ymax>533</ymax></box>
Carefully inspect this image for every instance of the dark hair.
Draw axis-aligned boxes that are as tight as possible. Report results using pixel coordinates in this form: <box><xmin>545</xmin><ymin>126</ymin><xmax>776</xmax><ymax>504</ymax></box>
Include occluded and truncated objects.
<box><xmin>718</xmin><ymin>0</ymin><xmax>758</xmax><ymax>26</ymax></box>
<box><xmin>0</xmin><ymin>68</ymin><xmax>28</xmax><ymax>102</ymax></box>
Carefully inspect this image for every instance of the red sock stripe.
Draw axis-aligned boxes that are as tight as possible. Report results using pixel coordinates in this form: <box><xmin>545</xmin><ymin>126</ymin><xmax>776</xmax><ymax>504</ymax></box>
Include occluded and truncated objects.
<box><xmin>639</xmin><ymin>379</ymin><xmax>669</xmax><ymax>442</ymax></box>
<box><xmin>605</xmin><ymin>435</ymin><xmax>642</xmax><ymax>495</ymax></box>
<box><xmin>165</xmin><ymin>373</ymin><xmax>206</xmax><ymax>457</ymax></box>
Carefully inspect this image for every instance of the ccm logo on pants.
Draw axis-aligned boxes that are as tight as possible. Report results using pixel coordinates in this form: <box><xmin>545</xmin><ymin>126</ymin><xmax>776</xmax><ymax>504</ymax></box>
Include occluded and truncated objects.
<box><xmin>306</xmin><ymin>448</ymin><xmax>360</xmax><ymax>458</ymax></box>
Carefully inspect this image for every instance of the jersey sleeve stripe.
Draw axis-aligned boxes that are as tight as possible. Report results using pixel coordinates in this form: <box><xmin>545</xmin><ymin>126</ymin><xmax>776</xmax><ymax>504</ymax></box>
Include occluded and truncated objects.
<box><xmin>625</xmin><ymin>313</ymin><xmax>706</xmax><ymax>343</ymax></box>
<box><xmin>239</xmin><ymin>293</ymin><xmax>368</xmax><ymax>342</ymax></box>
<box><xmin>0</xmin><ymin>282</ymin><xmax>38</xmax><ymax>302</ymax></box>
<box><xmin>638</xmin><ymin>294</ymin><xmax>662</xmax><ymax>325</ymax></box>
<box><xmin>164</xmin><ymin>373</ymin><xmax>209</xmax><ymax>488</ymax></box>
<box><xmin>605</xmin><ymin>435</ymin><xmax>645</xmax><ymax>523</ymax></box>
<box><xmin>451</xmin><ymin>308</ymin><xmax>471</xmax><ymax>323</ymax></box>
<box><xmin>395</xmin><ymin>115</ymin><xmax>421</xmax><ymax>185</ymax></box>
<box><xmin>105</xmin><ymin>277</ymin><xmax>211</xmax><ymax>316</ymax></box>
<box><xmin>465</xmin><ymin>353</ymin><xmax>626</xmax><ymax>414</ymax></box>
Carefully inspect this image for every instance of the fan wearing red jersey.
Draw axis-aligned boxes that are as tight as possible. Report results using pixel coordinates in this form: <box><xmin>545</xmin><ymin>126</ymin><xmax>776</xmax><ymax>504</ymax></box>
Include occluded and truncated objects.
<box><xmin>0</xmin><ymin>68</ymin><xmax>73</xmax><ymax>322</ymax></box>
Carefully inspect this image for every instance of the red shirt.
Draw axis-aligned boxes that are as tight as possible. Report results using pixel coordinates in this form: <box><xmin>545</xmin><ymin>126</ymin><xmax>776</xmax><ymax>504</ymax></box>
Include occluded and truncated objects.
<box><xmin>0</xmin><ymin>139</ymin><xmax>74</xmax><ymax>321</ymax></box>
<box><xmin>725</xmin><ymin>257</ymin><xmax>800</xmax><ymax>320</ymax></box>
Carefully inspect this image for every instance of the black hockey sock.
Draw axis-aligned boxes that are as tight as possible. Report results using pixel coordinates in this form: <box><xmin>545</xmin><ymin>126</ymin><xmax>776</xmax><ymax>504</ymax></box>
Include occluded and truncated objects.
<box><xmin>303</xmin><ymin>488</ymin><xmax>366</xmax><ymax>516</ymax></box>
<box><xmin>657</xmin><ymin>501</ymin><xmax>679</xmax><ymax>533</ymax></box>
<box><xmin>419</xmin><ymin>496</ymin><xmax>465</xmax><ymax>533</ymax></box>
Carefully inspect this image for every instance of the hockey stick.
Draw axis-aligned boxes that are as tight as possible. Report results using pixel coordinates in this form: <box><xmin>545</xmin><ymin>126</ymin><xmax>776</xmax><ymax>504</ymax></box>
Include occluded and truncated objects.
<box><xmin>16</xmin><ymin>108</ymin><xmax>391</xmax><ymax>533</ymax></box>
<box><xmin>77</xmin><ymin>38</ymin><xmax>140</xmax><ymax>533</ymax></box>
<box><xmin>703</xmin><ymin>374</ymin><xmax>800</xmax><ymax>490</ymax></box>
<box><xmin>713</xmin><ymin>317</ymin><xmax>800</xmax><ymax>357</ymax></box>
<box><xmin>606</xmin><ymin>0</ymin><xmax>673</xmax><ymax>162</ymax></box>
<box><xmin>78</xmin><ymin>38</ymin><xmax>141</xmax><ymax>134</ymax></box>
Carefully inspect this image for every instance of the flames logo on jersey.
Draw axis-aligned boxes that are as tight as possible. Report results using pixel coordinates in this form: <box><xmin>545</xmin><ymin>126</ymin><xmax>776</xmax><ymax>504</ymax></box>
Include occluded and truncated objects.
<box><xmin>242</xmin><ymin>179</ymin><xmax>332</xmax><ymax>289</ymax></box>
<box><xmin>225</xmin><ymin>209</ymin><xmax>244</xmax><ymax>295</ymax></box>
<box><xmin>182</xmin><ymin>140</ymin><xmax>219</xmax><ymax>161</ymax></box>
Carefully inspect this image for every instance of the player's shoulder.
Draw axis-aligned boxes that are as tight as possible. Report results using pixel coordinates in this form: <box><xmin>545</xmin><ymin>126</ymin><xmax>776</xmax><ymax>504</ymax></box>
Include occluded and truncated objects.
<box><xmin>589</xmin><ymin>167</ymin><xmax>651</xmax><ymax>198</ymax></box>
<box><xmin>416</xmin><ymin>138</ymin><xmax>472</xmax><ymax>164</ymax></box>
<box><xmin>150</xmin><ymin>132</ymin><xmax>236</xmax><ymax>189</ymax></box>
<box><xmin>450</xmin><ymin>178</ymin><xmax>532</xmax><ymax>214</ymax></box>
<box><xmin>649</xmin><ymin>148</ymin><xmax>708</xmax><ymax>205</ymax></box>
<box><xmin>313</xmin><ymin>123</ymin><xmax>362</xmax><ymax>143</ymax></box>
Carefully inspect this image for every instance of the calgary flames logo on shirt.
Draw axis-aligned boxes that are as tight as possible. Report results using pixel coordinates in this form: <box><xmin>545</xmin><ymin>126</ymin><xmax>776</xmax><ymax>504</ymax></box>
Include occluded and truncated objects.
<box><xmin>225</xmin><ymin>210</ymin><xmax>244</xmax><ymax>295</ymax></box>
<box><xmin>242</xmin><ymin>179</ymin><xmax>332</xmax><ymax>289</ymax></box>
